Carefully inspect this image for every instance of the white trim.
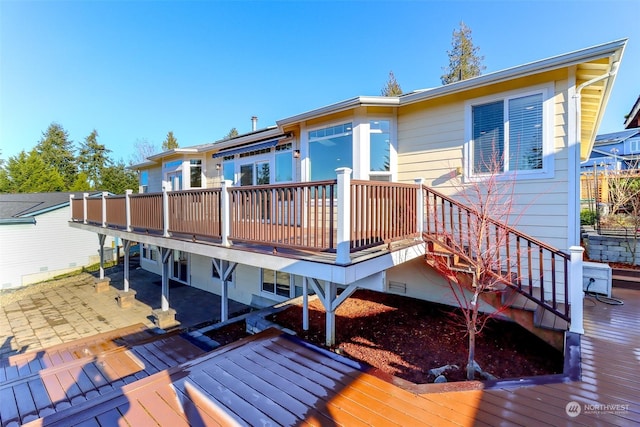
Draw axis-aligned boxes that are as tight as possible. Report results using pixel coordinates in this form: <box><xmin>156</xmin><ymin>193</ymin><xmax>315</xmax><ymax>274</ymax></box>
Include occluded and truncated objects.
<box><xmin>567</xmin><ymin>66</ymin><xmax>579</xmax><ymax>248</ymax></box>
<box><xmin>463</xmin><ymin>84</ymin><xmax>555</xmax><ymax>181</ymax></box>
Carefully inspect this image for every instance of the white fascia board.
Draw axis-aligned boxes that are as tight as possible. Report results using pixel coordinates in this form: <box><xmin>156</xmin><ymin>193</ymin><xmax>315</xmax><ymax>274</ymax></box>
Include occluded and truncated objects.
<box><xmin>277</xmin><ymin>96</ymin><xmax>400</xmax><ymax>127</ymax></box>
<box><xmin>127</xmin><ymin>160</ymin><xmax>157</xmax><ymax>170</ymax></box>
<box><xmin>400</xmin><ymin>38</ymin><xmax>628</xmax><ymax>106</ymax></box>
<box><xmin>208</xmin><ymin>127</ymin><xmax>284</xmax><ymax>152</ymax></box>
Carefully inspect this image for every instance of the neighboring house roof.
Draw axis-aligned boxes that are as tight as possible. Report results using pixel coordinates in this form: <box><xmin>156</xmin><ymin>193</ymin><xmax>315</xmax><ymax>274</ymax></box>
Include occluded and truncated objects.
<box><xmin>0</xmin><ymin>192</ymin><xmax>102</xmax><ymax>223</ymax></box>
<box><xmin>624</xmin><ymin>95</ymin><xmax>640</xmax><ymax>129</ymax></box>
<box><xmin>594</xmin><ymin>129</ymin><xmax>640</xmax><ymax>146</ymax></box>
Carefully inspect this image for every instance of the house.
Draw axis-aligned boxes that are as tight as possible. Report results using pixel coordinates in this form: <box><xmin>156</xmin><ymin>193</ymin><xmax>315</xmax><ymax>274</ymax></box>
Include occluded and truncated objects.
<box><xmin>69</xmin><ymin>39</ymin><xmax>626</xmax><ymax>349</ymax></box>
<box><xmin>0</xmin><ymin>192</ymin><xmax>115</xmax><ymax>289</ymax></box>
<box><xmin>580</xmin><ymin>128</ymin><xmax>640</xmax><ymax>172</ymax></box>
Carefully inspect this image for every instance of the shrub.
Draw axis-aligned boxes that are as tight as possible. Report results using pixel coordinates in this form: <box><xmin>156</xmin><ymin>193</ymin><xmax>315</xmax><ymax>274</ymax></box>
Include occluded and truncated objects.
<box><xmin>580</xmin><ymin>209</ymin><xmax>597</xmax><ymax>225</ymax></box>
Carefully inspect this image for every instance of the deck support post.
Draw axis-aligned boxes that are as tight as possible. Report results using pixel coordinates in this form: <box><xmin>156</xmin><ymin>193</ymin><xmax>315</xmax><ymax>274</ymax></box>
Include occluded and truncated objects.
<box><xmin>302</xmin><ymin>276</ymin><xmax>309</xmax><ymax>331</ymax></box>
<box><xmin>335</xmin><ymin>168</ymin><xmax>352</xmax><ymax>265</ymax></box>
<box><xmin>309</xmin><ymin>279</ymin><xmax>359</xmax><ymax>347</ymax></box>
<box><xmin>162</xmin><ymin>184</ymin><xmax>170</xmax><ymax>238</ymax></box>
<box><xmin>125</xmin><ymin>189</ymin><xmax>133</xmax><ymax>232</ymax></box>
<box><xmin>122</xmin><ymin>239</ymin><xmax>133</xmax><ymax>292</ymax></box>
<box><xmin>160</xmin><ymin>247</ymin><xmax>171</xmax><ymax>311</ymax></box>
<box><xmin>569</xmin><ymin>246</ymin><xmax>585</xmax><ymax>334</ymax></box>
<box><xmin>212</xmin><ymin>258</ymin><xmax>238</xmax><ymax>322</ymax></box>
<box><xmin>98</xmin><ymin>234</ymin><xmax>107</xmax><ymax>279</ymax></box>
<box><xmin>415</xmin><ymin>178</ymin><xmax>425</xmax><ymax>236</ymax></box>
<box><xmin>221</xmin><ymin>180</ymin><xmax>232</xmax><ymax>247</ymax></box>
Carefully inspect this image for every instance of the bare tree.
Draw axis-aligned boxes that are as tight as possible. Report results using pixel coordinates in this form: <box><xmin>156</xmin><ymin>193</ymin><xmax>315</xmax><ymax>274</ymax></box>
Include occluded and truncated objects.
<box><xmin>129</xmin><ymin>138</ymin><xmax>158</xmax><ymax>165</ymax></box>
<box><xmin>425</xmin><ymin>154</ymin><xmax>523</xmax><ymax>380</ymax></box>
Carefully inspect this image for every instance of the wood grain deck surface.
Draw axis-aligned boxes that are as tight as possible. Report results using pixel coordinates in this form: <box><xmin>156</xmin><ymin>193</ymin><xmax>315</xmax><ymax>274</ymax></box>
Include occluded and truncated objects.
<box><xmin>14</xmin><ymin>288</ymin><xmax>640</xmax><ymax>426</ymax></box>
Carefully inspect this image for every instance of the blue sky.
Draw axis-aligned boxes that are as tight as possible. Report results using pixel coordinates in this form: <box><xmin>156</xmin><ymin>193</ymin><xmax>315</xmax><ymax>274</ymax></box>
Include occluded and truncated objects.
<box><xmin>1</xmin><ymin>1</ymin><xmax>638</xmax><ymax>164</ymax></box>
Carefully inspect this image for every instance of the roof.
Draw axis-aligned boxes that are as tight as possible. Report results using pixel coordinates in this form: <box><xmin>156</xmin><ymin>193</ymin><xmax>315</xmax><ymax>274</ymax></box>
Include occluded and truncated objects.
<box><xmin>594</xmin><ymin>129</ymin><xmax>640</xmax><ymax>146</ymax></box>
<box><xmin>0</xmin><ymin>192</ymin><xmax>101</xmax><ymax>221</ymax></box>
<box><xmin>624</xmin><ymin>95</ymin><xmax>640</xmax><ymax>129</ymax></box>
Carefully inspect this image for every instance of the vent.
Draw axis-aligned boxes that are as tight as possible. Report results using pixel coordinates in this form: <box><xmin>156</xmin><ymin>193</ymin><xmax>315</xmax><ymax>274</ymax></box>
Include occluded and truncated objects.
<box><xmin>388</xmin><ymin>281</ymin><xmax>406</xmax><ymax>294</ymax></box>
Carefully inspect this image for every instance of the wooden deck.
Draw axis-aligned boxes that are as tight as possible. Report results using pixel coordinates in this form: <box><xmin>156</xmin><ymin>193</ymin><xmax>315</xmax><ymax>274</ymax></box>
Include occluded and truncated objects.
<box><xmin>0</xmin><ymin>325</ymin><xmax>207</xmax><ymax>426</ymax></box>
<box><xmin>17</xmin><ymin>287</ymin><xmax>640</xmax><ymax>426</ymax></box>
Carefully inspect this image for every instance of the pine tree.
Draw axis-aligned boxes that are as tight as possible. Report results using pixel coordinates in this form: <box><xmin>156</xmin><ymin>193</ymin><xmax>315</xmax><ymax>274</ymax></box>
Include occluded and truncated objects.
<box><xmin>441</xmin><ymin>22</ymin><xmax>486</xmax><ymax>85</ymax></box>
<box><xmin>381</xmin><ymin>70</ymin><xmax>403</xmax><ymax>96</ymax></box>
<box><xmin>2</xmin><ymin>150</ymin><xmax>65</xmax><ymax>193</ymax></box>
<box><xmin>162</xmin><ymin>131</ymin><xmax>179</xmax><ymax>151</ymax></box>
<box><xmin>225</xmin><ymin>128</ymin><xmax>239</xmax><ymax>139</ymax></box>
<box><xmin>78</xmin><ymin>129</ymin><xmax>111</xmax><ymax>189</ymax></box>
<box><xmin>35</xmin><ymin>123</ymin><xmax>77</xmax><ymax>187</ymax></box>
<box><xmin>100</xmin><ymin>159</ymin><xmax>138</xmax><ymax>194</ymax></box>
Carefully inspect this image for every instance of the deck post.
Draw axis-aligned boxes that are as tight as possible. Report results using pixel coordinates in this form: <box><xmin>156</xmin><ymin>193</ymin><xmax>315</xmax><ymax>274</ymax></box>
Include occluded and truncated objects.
<box><xmin>160</xmin><ymin>248</ymin><xmax>171</xmax><ymax>311</ymax></box>
<box><xmin>569</xmin><ymin>246</ymin><xmax>585</xmax><ymax>334</ymax></box>
<box><xmin>325</xmin><ymin>281</ymin><xmax>337</xmax><ymax>347</ymax></box>
<box><xmin>83</xmin><ymin>192</ymin><xmax>89</xmax><ymax>224</ymax></box>
<box><xmin>123</xmin><ymin>239</ymin><xmax>132</xmax><ymax>292</ymax></box>
<box><xmin>125</xmin><ymin>189</ymin><xmax>133</xmax><ymax>232</ymax></box>
<box><xmin>101</xmin><ymin>192</ymin><xmax>108</xmax><ymax>227</ymax></box>
<box><xmin>302</xmin><ymin>276</ymin><xmax>309</xmax><ymax>331</ymax></box>
<box><xmin>335</xmin><ymin>168</ymin><xmax>352</xmax><ymax>265</ymax></box>
<box><xmin>69</xmin><ymin>194</ymin><xmax>74</xmax><ymax>221</ymax></box>
<box><xmin>415</xmin><ymin>178</ymin><xmax>425</xmax><ymax>236</ymax></box>
<box><xmin>221</xmin><ymin>180</ymin><xmax>231</xmax><ymax>247</ymax></box>
<box><xmin>162</xmin><ymin>184</ymin><xmax>170</xmax><ymax>237</ymax></box>
<box><xmin>98</xmin><ymin>234</ymin><xmax>106</xmax><ymax>279</ymax></box>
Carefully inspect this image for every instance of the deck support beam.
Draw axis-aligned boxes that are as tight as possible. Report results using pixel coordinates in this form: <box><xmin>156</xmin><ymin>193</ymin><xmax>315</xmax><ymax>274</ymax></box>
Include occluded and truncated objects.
<box><xmin>310</xmin><ymin>278</ymin><xmax>359</xmax><ymax>347</ymax></box>
<box><xmin>122</xmin><ymin>239</ymin><xmax>133</xmax><ymax>292</ymax></box>
<box><xmin>302</xmin><ymin>276</ymin><xmax>309</xmax><ymax>331</ymax></box>
<box><xmin>97</xmin><ymin>234</ymin><xmax>107</xmax><ymax>279</ymax></box>
<box><xmin>212</xmin><ymin>258</ymin><xmax>238</xmax><ymax>322</ymax></box>
<box><xmin>160</xmin><ymin>247</ymin><xmax>172</xmax><ymax>311</ymax></box>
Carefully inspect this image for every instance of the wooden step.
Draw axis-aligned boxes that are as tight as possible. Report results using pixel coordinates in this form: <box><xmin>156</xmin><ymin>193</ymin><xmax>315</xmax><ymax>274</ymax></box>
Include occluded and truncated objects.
<box><xmin>612</xmin><ymin>267</ymin><xmax>640</xmax><ymax>289</ymax></box>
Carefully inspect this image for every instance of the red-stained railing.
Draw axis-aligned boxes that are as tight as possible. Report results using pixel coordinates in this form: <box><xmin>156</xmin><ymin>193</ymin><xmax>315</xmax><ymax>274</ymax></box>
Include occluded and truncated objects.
<box><xmin>228</xmin><ymin>181</ymin><xmax>337</xmax><ymax>251</ymax></box>
<box><xmin>168</xmin><ymin>189</ymin><xmax>222</xmax><ymax>239</ymax></box>
<box><xmin>421</xmin><ymin>185</ymin><xmax>571</xmax><ymax>321</ymax></box>
<box><xmin>130</xmin><ymin>193</ymin><xmax>164</xmax><ymax>233</ymax></box>
<box><xmin>71</xmin><ymin>197</ymin><xmax>83</xmax><ymax>221</ymax></box>
<box><xmin>351</xmin><ymin>180</ymin><xmax>418</xmax><ymax>249</ymax></box>
<box><xmin>86</xmin><ymin>198</ymin><xmax>103</xmax><ymax>225</ymax></box>
<box><xmin>105</xmin><ymin>195</ymin><xmax>126</xmax><ymax>229</ymax></box>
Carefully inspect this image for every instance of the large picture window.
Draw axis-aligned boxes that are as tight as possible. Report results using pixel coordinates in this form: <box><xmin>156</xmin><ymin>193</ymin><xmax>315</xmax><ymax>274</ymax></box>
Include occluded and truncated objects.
<box><xmin>309</xmin><ymin>123</ymin><xmax>353</xmax><ymax>180</ymax></box>
<box><xmin>470</xmin><ymin>91</ymin><xmax>546</xmax><ymax>177</ymax></box>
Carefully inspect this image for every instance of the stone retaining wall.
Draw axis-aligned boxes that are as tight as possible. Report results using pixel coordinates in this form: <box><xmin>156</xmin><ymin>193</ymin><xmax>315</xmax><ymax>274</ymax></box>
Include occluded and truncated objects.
<box><xmin>583</xmin><ymin>229</ymin><xmax>640</xmax><ymax>265</ymax></box>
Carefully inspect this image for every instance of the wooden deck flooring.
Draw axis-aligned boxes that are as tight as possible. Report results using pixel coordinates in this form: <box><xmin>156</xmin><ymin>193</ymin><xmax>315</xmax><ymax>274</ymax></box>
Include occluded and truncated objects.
<box><xmin>12</xmin><ymin>288</ymin><xmax>640</xmax><ymax>426</ymax></box>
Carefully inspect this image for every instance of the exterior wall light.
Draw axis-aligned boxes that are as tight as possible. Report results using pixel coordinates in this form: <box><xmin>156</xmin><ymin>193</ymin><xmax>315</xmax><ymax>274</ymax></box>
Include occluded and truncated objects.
<box><xmin>294</xmin><ymin>150</ymin><xmax>301</xmax><ymax>159</ymax></box>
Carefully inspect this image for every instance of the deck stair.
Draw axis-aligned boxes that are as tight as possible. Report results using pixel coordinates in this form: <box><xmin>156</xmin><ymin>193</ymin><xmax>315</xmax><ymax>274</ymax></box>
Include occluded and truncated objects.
<box><xmin>0</xmin><ymin>324</ymin><xmax>207</xmax><ymax>427</ymax></box>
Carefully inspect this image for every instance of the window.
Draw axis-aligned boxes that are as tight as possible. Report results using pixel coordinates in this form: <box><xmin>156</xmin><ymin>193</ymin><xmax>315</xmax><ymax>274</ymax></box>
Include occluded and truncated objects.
<box><xmin>190</xmin><ymin>160</ymin><xmax>202</xmax><ymax>188</ymax></box>
<box><xmin>370</xmin><ymin>120</ymin><xmax>391</xmax><ymax>172</ymax></box>
<box><xmin>275</xmin><ymin>143</ymin><xmax>293</xmax><ymax>182</ymax></box>
<box><xmin>629</xmin><ymin>139</ymin><xmax>640</xmax><ymax>154</ymax></box>
<box><xmin>256</xmin><ymin>161</ymin><xmax>270</xmax><ymax>184</ymax></box>
<box><xmin>139</xmin><ymin>170</ymin><xmax>149</xmax><ymax>193</ymax></box>
<box><xmin>222</xmin><ymin>155</ymin><xmax>235</xmax><ymax>182</ymax></box>
<box><xmin>141</xmin><ymin>244</ymin><xmax>157</xmax><ymax>261</ymax></box>
<box><xmin>240</xmin><ymin>164</ymin><xmax>253</xmax><ymax>186</ymax></box>
<box><xmin>309</xmin><ymin>123</ymin><xmax>353</xmax><ymax>180</ymax></box>
<box><xmin>262</xmin><ymin>269</ymin><xmax>292</xmax><ymax>298</ymax></box>
<box><xmin>468</xmin><ymin>91</ymin><xmax>548</xmax><ymax>178</ymax></box>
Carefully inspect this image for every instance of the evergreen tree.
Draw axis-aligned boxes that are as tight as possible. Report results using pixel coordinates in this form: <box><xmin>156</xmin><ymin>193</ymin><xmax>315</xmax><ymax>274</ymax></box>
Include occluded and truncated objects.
<box><xmin>69</xmin><ymin>171</ymin><xmax>92</xmax><ymax>192</ymax></box>
<box><xmin>78</xmin><ymin>129</ymin><xmax>111</xmax><ymax>189</ymax></box>
<box><xmin>162</xmin><ymin>131</ymin><xmax>179</xmax><ymax>151</ymax></box>
<box><xmin>441</xmin><ymin>22</ymin><xmax>486</xmax><ymax>85</ymax></box>
<box><xmin>100</xmin><ymin>159</ymin><xmax>138</xmax><ymax>194</ymax></box>
<box><xmin>2</xmin><ymin>150</ymin><xmax>65</xmax><ymax>193</ymax></box>
<box><xmin>35</xmin><ymin>123</ymin><xmax>77</xmax><ymax>187</ymax></box>
<box><xmin>381</xmin><ymin>70</ymin><xmax>403</xmax><ymax>96</ymax></box>
<box><xmin>225</xmin><ymin>128</ymin><xmax>239</xmax><ymax>139</ymax></box>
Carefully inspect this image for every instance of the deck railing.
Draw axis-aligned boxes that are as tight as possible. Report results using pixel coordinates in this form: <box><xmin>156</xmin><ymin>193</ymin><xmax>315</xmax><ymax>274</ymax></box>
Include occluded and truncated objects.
<box><xmin>421</xmin><ymin>185</ymin><xmax>581</xmax><ymax>327</ymax></box>
<box><xmin>168</xmin><ymin>188</ymin><xmax>222</xmax><ymax>239</ymax></box>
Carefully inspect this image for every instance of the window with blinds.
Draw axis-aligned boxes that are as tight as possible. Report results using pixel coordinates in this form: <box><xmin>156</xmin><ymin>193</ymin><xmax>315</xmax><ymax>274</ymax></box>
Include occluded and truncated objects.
<box><xmin>471</xmin><ymin>92</ymin><xmax>544</xmax><ymax>175</ymax></box>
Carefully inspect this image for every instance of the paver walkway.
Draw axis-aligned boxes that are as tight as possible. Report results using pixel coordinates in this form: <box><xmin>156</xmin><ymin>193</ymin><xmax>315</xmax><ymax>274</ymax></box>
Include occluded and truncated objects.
<box><xmin>0</xmin><ymin>259</ymin><xmax>249</xmax><ymax>359</ymax></box>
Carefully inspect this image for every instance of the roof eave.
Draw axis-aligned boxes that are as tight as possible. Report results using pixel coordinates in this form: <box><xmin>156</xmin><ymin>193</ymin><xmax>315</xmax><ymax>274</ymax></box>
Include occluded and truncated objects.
<box><xmin>277</xmin><ymin>96</ymin><xmax>400</xmax><ymax>127</ymax></box>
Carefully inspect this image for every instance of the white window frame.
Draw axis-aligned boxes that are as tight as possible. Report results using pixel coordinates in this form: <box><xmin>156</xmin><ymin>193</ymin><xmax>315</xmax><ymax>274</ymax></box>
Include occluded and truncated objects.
<box><xmin>260</xmin><ymin>268</ymin><xmax>294</xmax><ymax>300</ymax></box>
<box><xmin>463</xmin><ymin>85</ymin><xmax>554</xmax><ymax>181</ymax></box>
<box><xmin>367</xmin><ymin>116</ymin><xmax>397</xmax><ymax>181</ymax></box>
<box><xmin>141</xmin><ymin>244</ymin><xmax>157</xmax><ymax>262</ymax></box>
<box><xmin>629</xmin><ymin>139</ymin><xmax>640</xmax><ymax>154</ymax></box>
<box><xmin>306</xmin><ymin>121</ymin><xmax>354</xmax><ymax>181</ymax></box>
<box><xmin>162</xmin><ymin>157</ymin><xmax>205</xmax><ymax>190</ymax></box>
